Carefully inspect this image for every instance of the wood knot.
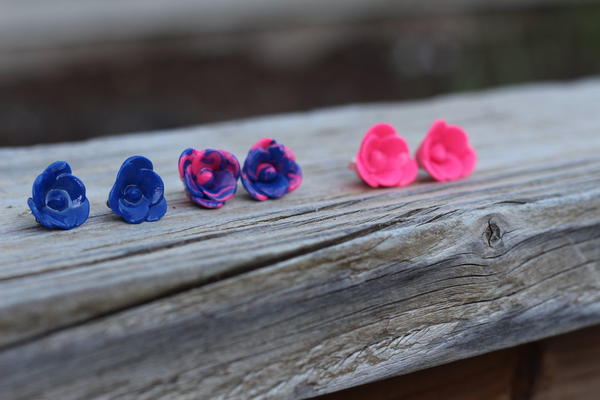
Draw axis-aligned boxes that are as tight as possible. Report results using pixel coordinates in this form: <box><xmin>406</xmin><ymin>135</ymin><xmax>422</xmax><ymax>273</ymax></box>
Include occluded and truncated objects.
<box><xmin>485</xmin><ymin>218</ymin><xmax>503</xmax><ymax>248</ymax></box>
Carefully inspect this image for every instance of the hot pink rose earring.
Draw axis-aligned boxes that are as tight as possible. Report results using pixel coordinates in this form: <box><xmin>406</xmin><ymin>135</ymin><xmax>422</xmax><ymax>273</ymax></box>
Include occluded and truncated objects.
<box><xmin>416</xmin><ymin>119</ymin><xmax>477</xmax><ymax>182</ymax></box>
<box><xmin>351</xmin><ymin>123</ymin><xmax>418</xmax><ymax>188</ymax></box>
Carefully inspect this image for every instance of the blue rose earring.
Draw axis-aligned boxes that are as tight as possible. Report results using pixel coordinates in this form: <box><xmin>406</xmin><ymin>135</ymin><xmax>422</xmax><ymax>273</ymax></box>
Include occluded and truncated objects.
<box><xmin>107</xmin><ymin>156</ymin><xmax>167</xmax><ymax>224</ymax></box>
<box><xmin>28</xmin><ymin>161</ymin><xmax>90</xmax><ymax>229</ymax></box>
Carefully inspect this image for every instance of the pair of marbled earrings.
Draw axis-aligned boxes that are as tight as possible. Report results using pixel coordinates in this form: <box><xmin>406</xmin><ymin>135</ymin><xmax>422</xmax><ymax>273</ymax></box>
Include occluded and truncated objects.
<box><xmin>178</xmin><ymin>138</ymin><xmax>302</xmax><ymax>209</ymax></box>
<box><xmin>27</xmin><ymin>138</ymin><xmax>302</xmax><ymax>230</ymax></box>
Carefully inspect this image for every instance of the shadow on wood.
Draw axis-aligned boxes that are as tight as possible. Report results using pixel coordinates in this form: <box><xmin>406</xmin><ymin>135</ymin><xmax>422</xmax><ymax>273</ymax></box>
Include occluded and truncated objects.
<box><xmin>313</xmin><ymin>324</ymin><xmax>600</xmax><ymax>400</ymax></box>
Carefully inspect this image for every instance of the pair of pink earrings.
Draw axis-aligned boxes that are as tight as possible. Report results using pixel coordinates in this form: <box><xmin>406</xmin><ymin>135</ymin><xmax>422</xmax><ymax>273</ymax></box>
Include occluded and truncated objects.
<box><xmin>351</xmin><ymin>119</ymin><xmax>477</xmax><ymax>187</ymax></box>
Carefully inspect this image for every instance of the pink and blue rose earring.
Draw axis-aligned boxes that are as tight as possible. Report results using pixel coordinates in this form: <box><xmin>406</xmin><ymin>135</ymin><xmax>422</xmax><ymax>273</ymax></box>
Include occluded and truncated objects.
<box><xmin>241</xmin><ymin>138</ymin><xmax>302</xmax><ymax>200</ymax></box>
<box><xmin>28</xmin><ymin>161</ymin><xmax>90</xmax><ymax>229</ymax></box>
<box><xmin>107</xmin><ymin>156</ymin><xmax>167</xmax><ymax>223</ymax></box>
<box><xmin>416</xmin><ymin>119</ymin><xmax>477</xmax><ymax>182</ymax></box>
<box><xmin>351</xmin><ymin>123</ymin><xmax>418</xmax><ymax>188</ymax></box>
<box><xmin>178</xmin><ymin>148</ymin><xmax>240</xmax><ymax>209</ymax></box>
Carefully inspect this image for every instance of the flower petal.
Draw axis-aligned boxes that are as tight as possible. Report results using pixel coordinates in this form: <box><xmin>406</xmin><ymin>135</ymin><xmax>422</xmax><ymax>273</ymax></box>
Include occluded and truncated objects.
<box><xmin>31</xmin><ymin>161</ymin><xmax>72</xmax><ymax>209</ymax></box>
<box><xmin>251</xmin><ymin>138</ymin><xmax>276</xmax><ymax>151</ymax></box>
<box><xmin>136</xmin><ymin>169</ymin><xmax>164</xmax><ymax>205</ymax></box>
<box><xmin>196</xmin><ymin>149</ymin><xmax>223</xmax><ymax>172</ymax></box>
<box><xmin>380</xmin><ymin>136</ymin><xmax>410</xmax><ymax>158</ymax></box>
<box><xmin>365</xmin><ymin>123</ymin><xmax>397</xmax><ymax>141</ymax></box>
<box><xmin>118</xmin><ymin>197</ymin><xmax>150</xmax><ymax>224</ymax></box>
<box><xmin>71</xmin><ymin>200</ymin><xmax>91</xmax><ymax>228</ymax></box>
<box><xmin>202</xmin><ymin>171</ymin><xmax>238</xmax><ymax>202</ymax></box>
<box><xmin>396</xmin><ymin>157</ymin><xmax>419</xmax><ymax>187</ymax></box>
<box><xmin>147</xmin><ymin>197</ymin><xmax>167</xmax><ymax>222</ymax></box>
<box><xmin>54</xmin><ymin>174</ymin><xmax>87</xmax><ymax>203</ymax></box>
<box><xmin>183</xmin><ymin>170</ymin><xmax>207</xmax><ymax>200</ymax></box>
<box><xmin>374</xmin><ymin>156</ymin><xmax>418</xmax><ymax>187</ymax></box>
<box><xmin>34</xmin><ymin>207</ymin><xmax>70</xmax><ymax>229</ymax></box>
<box><xmin>219</xmin><ymin>150</ymin><xmax>241</xmax><ymax>178</ymax></box>
<box><xmin>441</xmin><ymin>125</ymin><xmax>469</xmax><ymax>155</ymax></box>
<box><xmin>178</xmin><ymin>148</ymin><xmax>197</xmax><ymax>178</ymax></box>
<box><xmin>243</xmin><ymin>149</ymin><xmax>271</xmax><ymax>181</ymax></box>
<box><xmin>107</xmin><ymin>183</ymin><xmax>122</xmax><ymax>215</ymax></box>
<box><xmin>253</xmin><ymin>174</ymin><xmax>289</xmax><ymax>199</ymax></box>
<box><xmin>427</xmin><ymin>119</ymin><xmax>449</xmax><ymax>142</ymax></box>
<box><xmin>429</xmin><ymin>155</ymin><xmax>463</xmax><ymax>182</ymax></box>
<box><xmin>27</xmin><ymin>198</ymin><xmax>61</xmax><ymax>228</ymax></box>
<box><xmin>357</xmin><ymin>134</ymin><xmax>382</xmax><ymax>170</ymax></box>
<box><xmin>282</xmin><ymin>158</ymin><xmax>302</xmax><ymax>192</ymax></box>
<box><xmin>28</xmin><ymin>198</ymin><xmax>89</xmax><ymax>230</ymax></box>
<box><xmin>354</xmin><ymin>155</ymin><xmax>379</xmax><ymax>187</ymax></box>
<box><xmin>114</xmin><ymin>156</ymin><xmax>153</xmax><ymax>187</ymax></box>
<box><xmin>241</xmin><ymin>172</ymin><xmax>268</xmax><ymax>201</ymax></box>
<box><xmin>124</xmin><ymin>155</ymin><xmax>153</xmax><ymax>172</ymax></box>
<box><xmin>267</xmin><ymin>144</ymin><xmax>286</xmax><ymax>162</ymax></box>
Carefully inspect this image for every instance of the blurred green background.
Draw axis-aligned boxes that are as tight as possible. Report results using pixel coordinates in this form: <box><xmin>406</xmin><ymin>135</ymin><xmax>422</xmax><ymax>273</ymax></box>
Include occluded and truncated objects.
<box><xmin>1</xmin><ymin>1</ymin><xmax>599</xmax><ymax>146</ymax></box>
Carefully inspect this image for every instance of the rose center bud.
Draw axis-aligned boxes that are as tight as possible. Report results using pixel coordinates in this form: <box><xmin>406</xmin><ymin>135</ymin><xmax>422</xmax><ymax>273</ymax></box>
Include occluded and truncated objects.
<box><xmin>369</xmin><ymin>150</ymin><xmax>387</xmax><ymax>167</ymax></box>
<box><xmin>257</xmin><ymin>163</ymin><xmax>277</xmax><ymax>182</ymax></box>
<box><xmin>124</xmin><ymin>185</ymin><xmax>143</xmax><ymax>203</ymax></box>
<box><xmin>46</xmin><ymin>189</ymin><xmax>70</xmax><ymax>211</ymax></box>
<box><xmin>431</xmin><ymin>144</ymin><xmax>447</xmax><ymax>162</ymax></box>
<box><xmin>196</xmin><ymin>168</ymin><xmax>214</xmax><ymax>185</ymax></box>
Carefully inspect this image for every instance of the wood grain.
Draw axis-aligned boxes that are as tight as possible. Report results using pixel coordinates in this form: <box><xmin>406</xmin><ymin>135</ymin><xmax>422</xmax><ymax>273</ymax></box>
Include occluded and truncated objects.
<box><xmin>1</xmin><ymin>80</ymin><xmax>600</xmax><ymax>399</ymax></box>
<box><xmin>314</xmin><ymin>324</ymin><xmax>600</xmax><ymax>400</ymax></box>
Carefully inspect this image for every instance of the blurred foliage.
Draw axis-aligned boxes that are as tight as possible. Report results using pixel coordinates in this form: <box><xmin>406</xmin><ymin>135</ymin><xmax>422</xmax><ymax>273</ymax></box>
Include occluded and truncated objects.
<box><xmin>1</xmin><ymin>4</ymin><xmax>600</xmax><ymax>146</ymax></box>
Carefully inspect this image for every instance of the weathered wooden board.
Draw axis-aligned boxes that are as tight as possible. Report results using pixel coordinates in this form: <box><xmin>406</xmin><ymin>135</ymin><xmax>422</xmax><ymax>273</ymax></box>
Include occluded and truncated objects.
<box><xmin>315</xmin><ymin>324</ymin><xmax>600</xmax><ymax>400</ymax></box>
<box><xmin>1</xmin><ymin>80</ymin><xmax>600</xmax><ymax>399</ymax></box>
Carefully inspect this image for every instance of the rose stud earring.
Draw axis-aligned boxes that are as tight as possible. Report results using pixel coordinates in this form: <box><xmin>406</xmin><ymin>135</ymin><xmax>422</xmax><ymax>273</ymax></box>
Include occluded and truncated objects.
<box><xmin>416</xmin><ymin>119</ymin><xmax>477</xmax><ymax>182</ymax></box>
<box><xmin>178</xmin><ymin>148</ymin><xmax>240</xmax><ymax>209</ymax></box>
<box><xmin>352</xmin><ymin>123</ymin><xmax>418</xmax><ymax>187</ymax></box>
<box><xmin>107</xmin><ymin>156</ymin><xmax>167</xmax><ymax>223</ymax></box>
<box><xmin>28</xmin><ymin>161</ymin><xmax>90</xmax><ymax>229</ymax></box>
<box><xmin>241</xmin><ymin>138</ymin><xmax>302</xmax><ymax>200</ymax></box>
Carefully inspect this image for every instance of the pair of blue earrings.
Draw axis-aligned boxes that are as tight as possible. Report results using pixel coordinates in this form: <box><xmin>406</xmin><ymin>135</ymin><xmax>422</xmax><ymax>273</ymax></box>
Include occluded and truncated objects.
<box><xmin>28</xmin><ymin>156</ymin><xmax>166</xmax><ymax>229</ymax></box>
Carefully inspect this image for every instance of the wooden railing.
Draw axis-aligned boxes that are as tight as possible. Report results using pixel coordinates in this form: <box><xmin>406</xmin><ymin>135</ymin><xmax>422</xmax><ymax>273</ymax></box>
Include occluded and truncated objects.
<box><xmin>1</xmin><ymin>79</ymin><xmax>599</xmax><ymax>399</ymax></box>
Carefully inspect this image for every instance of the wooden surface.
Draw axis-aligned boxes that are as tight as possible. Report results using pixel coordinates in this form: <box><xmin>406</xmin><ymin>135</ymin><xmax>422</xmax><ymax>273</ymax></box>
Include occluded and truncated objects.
<box><xmin>1</xmin><ymin>79</ymin><xmax>600</xmax><ymax>399</ymax></box>
<box><xmin>315</xmin><ymin>324</ymin><xmax>600</xmax><ymax>400</ymax></box>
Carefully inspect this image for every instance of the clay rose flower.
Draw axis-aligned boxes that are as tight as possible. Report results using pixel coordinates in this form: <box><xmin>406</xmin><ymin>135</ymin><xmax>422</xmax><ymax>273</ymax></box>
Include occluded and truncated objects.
<box><xmin>241</xmin><ymin>138</ymin><xmax>302</xmax><ymax>201</ymax></box>
<box><xmin>27</xmin><ymin>161</ymin><xmax>90</xmax><ymax>229</ymax></box>
<box><xmin>416</xmin><ymin>119</ymin><xmax>477</xmax><ymax>182</ymax></box>
<box><xmin>107</xmin><ymin>156</ymin><xmax>167</xmax><ymax>224</ymax></box>
<box><xmin>354</xmin><ymin>123</ymin><xmax>418</xmax><ymax>187</ymax></box>
<box><xmin>178</xmin><ymin>148</ymin><xmax>240</xmax><ymax>209</ymax></box>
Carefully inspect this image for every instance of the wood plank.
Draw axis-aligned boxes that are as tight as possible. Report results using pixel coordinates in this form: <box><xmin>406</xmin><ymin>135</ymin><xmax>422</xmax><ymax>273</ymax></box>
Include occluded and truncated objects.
<box><xmin>1</xmin><ymin>80</ymin><xmax>600</xmax><ymax>399</ymax></box>
<box><xmin>313</xmin><ymin>324</ymin><xmax>600</xmax><ymax>400</ymax></box>
<box><xmin>313</xmin><ymin>339</ymin><xmax>524</xmax><ymax>400</ymax></box>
